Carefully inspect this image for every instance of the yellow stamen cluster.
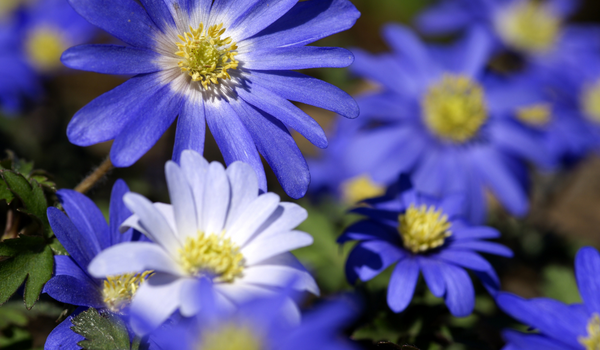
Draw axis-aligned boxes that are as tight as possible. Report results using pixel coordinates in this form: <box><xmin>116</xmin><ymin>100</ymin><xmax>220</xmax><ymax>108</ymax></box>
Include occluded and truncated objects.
<box><xmin>176</xmin><ymin>23</ymin><xmax>238</xmax><ymax>89</ymax></box>
<box><xmin>423</xmin><ymin>74</ymin><xmax>488</xmax><ymax>143</ymax></box>
<box><xmin>582</xmin><ymin>81</ymin><xmax>600</xmax><ymax>123</ymax></box>
<box><xmin>579</xmin><ymin>314</ymin><xmax>600</xmax><ymax>350</ymax></box>
<box><xmin>398</xmin><ymin>204</ymin><xmax>452</xmax><ymax>253</ymax></box>
<box><xmin>102</xmin><ymin>271</ymin><xmax>153</xmax><ymax>313</ymax></box>
<box><xmin>495</xmin><ymin>0</ymin><xmax>561</xmax><ymax>54</ymax></box>
<box><xmin>25</xmin><ymin>27</ymin><xmax>67</xmax><ymax>72</ymax></box>
<box><xmin>178</xmin><ymin>232</ymin><xmax>244</xmax><ymax>282</ymax></box>
<box><xmin>516</xmin><ymin>103</ymin><xmax>552</xmax><ymax>126</ymax></box>
<box><xmin>197</xmin><ymin>323</ymin><xmax>262</xmax><ymax>350</ymax></box>
<box><xmin>341</xmin><ymin>175</ymin><xmax>385</xmax><ymax>204</ymax></box>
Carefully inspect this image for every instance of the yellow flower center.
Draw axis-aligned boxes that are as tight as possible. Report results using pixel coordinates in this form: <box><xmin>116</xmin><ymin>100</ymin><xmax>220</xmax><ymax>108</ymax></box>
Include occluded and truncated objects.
<box><xmin>495</xmin><ymin>0</ymin><xmax>561</xmax><ymax>54</ymax></box>
<box><xmin>341</xmin><ymin>175</ymin><xmax>385</xmax><ymax>204</ymax></box>
<box><xmin>398</xmin><ymin>204</ymin><xmax>452</xmax><ymax>253</ymax></box>
<box><xmin>582</xmin><ymin>81</ymin><xmax>600</xmax><ymax>123</ymax></box>
<box><xmin>178</xmin><ymin>232</ymin><xmax>244</xmax><ymax>282</ymax></box>
<box><xmin>516</xmin><ymin>103</ymin><xmax>552</xmax><ymax>126</ymax></box>
<box><xmin>197</xmin><ymin>323</ymin><xmax>262</xmax><ymax>350</ymax></box>
<box><xmin>175</xmin><ymin>23</ymin><xmax>238</xmax><ymax>89</ymax></box>
<box><xmin>422</xmin><ymin>74</ymin><xmax>488</xmax><ymax>143</ymax></box>
<box><xmin>102</xmin><ymin>271</ymin><xmax>153</xmax><ymax>313</ymax></box>
<box><xmin>25</xmin><ymin>27</ymin><xmax>67</xmax><ymax>72</ymax></box>
<box><xmin>0</xmin><ymin>0</ymin><xmax>20</xmax><ymax>17</ymax></box>
<box><xmin>580</xmin><ymin>314</ymin><xmax>600</xmax><ymax>350</ymax></box>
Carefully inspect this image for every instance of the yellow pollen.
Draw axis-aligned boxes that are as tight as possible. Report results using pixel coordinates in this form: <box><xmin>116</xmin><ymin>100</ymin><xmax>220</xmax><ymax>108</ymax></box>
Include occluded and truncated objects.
<box><xmin>25</xmin><ymin>27</ymin><xmax>67</xmax><ymax>72</ymax></box>
<box><xmin>178</xmin><ymin>232</ymin><xmax>244</xmax><ymax>282</ymax></box>
<box><xmin>582</xmin><ymin>81</ymin><xmax>600</xmax><ymax>123</ymax></box>
<box><xmin>341</xmin><ymin>175</ymin><xmax>385</xmax><ymax>204</ymax></box>
<box><xmin>423</xmin><ymin>74</ymin><xmax>488</xmax><ymax>143</ymax></box>
<box><xmin>516</xmin><ymin>103</ymin><xmax>552</xmax><ymax>126</ymax></box>
<box><xmin>398</xmin><ymin>204</ymin><xmax>452</xmax><ymax>253</ymax></box>
<box><xmin>579</xmin><ymin>314</ymin><xmax>600</xmax><ymax>350</ymax></box>
<box><xmin>495</xmin><ymin>0</ymin><xmax>561</xmax><ymax>54</ymax></box>
<box><xmin>175</xmin><ymin>22</ymin><xmax>238</xmax><ymax>89</ymax></box>
<box><xmin>197</xmin><ymin>323</ymin><xmax>262</xmax><ymax>350</ymax></box>
<box><xmin>102</xmin><ymin>271</ymin><xmax>153</xmax><ymax>313</ymax></box>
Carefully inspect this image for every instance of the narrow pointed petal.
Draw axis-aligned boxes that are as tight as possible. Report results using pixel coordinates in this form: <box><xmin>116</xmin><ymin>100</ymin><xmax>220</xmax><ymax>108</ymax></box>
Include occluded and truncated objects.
<box><xmin>240</xmin><ymin>47</ymin><xmax>353</xmax><ymax>70</ymax></box>
<box><xmin>165</xmin><ymin>161</ymin><xmax>197</xmax><ymax>240</ymax></box>
<box><xmin>387</xmin><ymin>257</ymin><xmax>419</xmax><ymax>313</ymax></box>
<box><xmin>57</xmin><ymin>189</ymin><xmax>109</xmax><ymax>251</ymax></box>
<box><xmin>61</xmin><ymin>45</ymin><xmax>161</xmax><ymax>75</ymax></box>
<box><xmin>109</xmin><ymin>179</ymin><xmax>133</xmax><ymax>245</ymax></box>
<box><xmin>224</xmin><ymin>161</ymin><xmax>259</xmax><ymax>229</ymax></box>
<box><xmin>172</xmin><ymin>96</ymin><xmax>206</xmax><ymax>163</ymax></box>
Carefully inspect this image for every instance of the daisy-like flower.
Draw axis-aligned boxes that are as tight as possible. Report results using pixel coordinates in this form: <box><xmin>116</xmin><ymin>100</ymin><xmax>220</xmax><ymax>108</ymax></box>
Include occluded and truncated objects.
<box><xmin>61</xmin><ymin>0</ymin><xmax>360</xmax><ymax>198</ymax></box>
<box><xmin>0</xmin><ymin>0</ymin><xmax>97</xmax><ymax>114</ymax></box>
<box><xmin>88</xmin><ymin>150</ymin><xmax>319</xmax><ymax>335</ymax></box>
<box><xmin>44</xmin><ymin>180</ymin><xmax>150</xmax><ymax>350</ymax></box>
<box><xmin>339</xmin><ymin>175</ymin><xmax>512</xmax><ymax>317</ymax></box>
<box><xmin>497</xmin><ymin>246</ymin><xmax>600</xmax><ymax>350</ymax></box>
<box><xmin>338</xmin><ymin>24</ymin><xmax>548</xmax><ymax>223</ymax></box>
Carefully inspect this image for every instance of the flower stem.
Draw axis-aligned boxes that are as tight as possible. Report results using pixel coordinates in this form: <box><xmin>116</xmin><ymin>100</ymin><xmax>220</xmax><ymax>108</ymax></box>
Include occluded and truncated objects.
<box><xmin>75</xmin><ymin>157</ymin><xmax>114</xmax><ymax>194</ymax></box>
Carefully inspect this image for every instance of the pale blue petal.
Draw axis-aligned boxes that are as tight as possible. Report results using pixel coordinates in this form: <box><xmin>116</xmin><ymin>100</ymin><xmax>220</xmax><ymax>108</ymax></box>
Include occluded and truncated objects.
<box><xmin>240</xmin><ymin>47</ymin><xmax>353</xmax><ymax>70</ymax></box>
<box><xmin>387</xmin><ymin>257</ymin><xmax>419</xmax><ymax>313</ymax></box>
<box><xmin>61</xmin><ymin>45</ymin><xmax>161</xmax><ymax>75</ymax></box>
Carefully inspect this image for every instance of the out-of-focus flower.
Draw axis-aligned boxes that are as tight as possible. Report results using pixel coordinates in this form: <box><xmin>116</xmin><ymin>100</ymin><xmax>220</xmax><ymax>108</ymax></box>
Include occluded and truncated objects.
<box><xmin>0</xmin><ymin>0</ymin><xmax>97</xmax><ymax>114</ymax></box>
<box><xmin>339</xmin><ymin>175</ymin><xmax>512</xmax><ymax>317</ymax></box>
<box><xmin>497</xmin><ymin>246</ymin><xmax>600</xmax><ymax>350</ymax></box>
<box><xmin>88</xmin><ymin>150</ymin><xmax>319</xmax><ymax>335</ymax></box>
<box><xmin>331</xmin><ymin>24</ymin><xmax>546</xmax><ymax>223</ymax></box>
<box><xmin>44</xmin><ymin>180</ymin><xmax>149</xmax><ymax>350</ymax></box>
<box><xmin>61</xmin><ymin>0</ymin><xmax>360</xmax><ymax>199</ymax></box>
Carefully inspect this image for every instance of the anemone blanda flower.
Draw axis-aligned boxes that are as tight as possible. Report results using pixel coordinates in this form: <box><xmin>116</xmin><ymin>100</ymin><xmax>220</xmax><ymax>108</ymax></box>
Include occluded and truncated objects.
<box><xmin>88</xmin><ymin>150</ymin><xmax>319</xmax><ymax>335</ymax></box>
<box><xmin>0</xmin><ymin>0</ymin><xmax>97</xmax><ymax>114</ymax></box>
<box><xmin>61</xmin><ymin>0</ymin><xmax>360</xmax><ymax>199</ymax></box>
<box><xmin>44</xmin><ymin>180</ymin><xmax>149</xmax><ymax>350</ymax></box>
<box><xmin>146</xmin><ymin>279</ymin><xmax>360</xmax><ymax>350</ymax></box>
<box><xmin>339</xmin><ymin>175</ymin><xmax>512</xmax><ymax>317</ymax></box>
<box><xmin>334</xmin><ymin>23</ymin><xmax>549</xmax><ymax>223</ymax></box>
<box><xmin>497</xmin><ymin>246</ymin><xmax>600</xmax><ymax>350</ymax></box>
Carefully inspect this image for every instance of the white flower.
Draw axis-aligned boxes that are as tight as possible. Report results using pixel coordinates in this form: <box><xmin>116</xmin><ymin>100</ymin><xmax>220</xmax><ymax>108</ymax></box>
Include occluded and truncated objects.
<box><xmin>88</xmin><ymin>150</ymin><xmax>318</xmax><ymax>334</ymax></box>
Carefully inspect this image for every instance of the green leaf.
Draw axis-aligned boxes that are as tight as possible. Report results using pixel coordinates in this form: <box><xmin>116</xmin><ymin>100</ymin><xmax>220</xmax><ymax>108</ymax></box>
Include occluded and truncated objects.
<box><xmin>0</xmin><ymin>179</ymin><xmax>15</xmax><ymax>204</ymax></box>
<box><xmin>543</xmin><ymin>265</ymin><xmax>582</xmax><ymax>304</ymax></box>
<box><xmin>0</xmin><ymin>236</ymin><xmax>54</xmax><ymax>309</ymax></box>
<box><xmin>1</xmin><ymin>171</ymin><xmax>51</xmax><ymax>237</ymax></box>
<box><xmin>71</xmin><ymin>308</ymin><xmax>132</xmax><ymax>350</ymax></box>
<box><xmin>49</xmin><ymin>237</ymin><xmax>68</xmax><ymax>256</ymax></box>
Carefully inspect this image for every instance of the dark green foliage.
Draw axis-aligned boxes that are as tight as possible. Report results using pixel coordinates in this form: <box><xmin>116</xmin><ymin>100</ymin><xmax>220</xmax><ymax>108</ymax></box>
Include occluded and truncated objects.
<box><xmin>71</xmin><ymin>309</ymin><xmax>135</xmax><ymax>350</ymax></box>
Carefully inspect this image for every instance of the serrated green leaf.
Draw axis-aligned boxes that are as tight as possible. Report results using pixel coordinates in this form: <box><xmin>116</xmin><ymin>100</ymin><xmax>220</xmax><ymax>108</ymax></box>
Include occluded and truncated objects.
<box><xmin>0</xmin><ymin>179</ymin><xmax>15</xmax><ymax>204</ymax></box>
<box><xmin>49</xmin><ymin>237</ymin><xmax>68</xmax><ymax>256</ymax></box>
<box><xmin>1</xmin><ymin>171</ymin><xmax>51</xmax><ymax>237</ymax></box>
<box><xmin>0</xmin><ymin>236</ymin><xmax>53</xmax><ymax>309</ymax></box>
<box><xmin>71</xmin><ymin>309</ymin><xmax>132</xmax><ymax>350</ymax></box>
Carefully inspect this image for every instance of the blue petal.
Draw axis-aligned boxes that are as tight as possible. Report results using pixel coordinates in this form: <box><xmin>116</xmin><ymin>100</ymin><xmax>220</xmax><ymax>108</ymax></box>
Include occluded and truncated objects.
<box><xmin>435</xmin><ymin>249</ymin><xmax>492</xmax><ymax>272</ymax></box>
<box><xmin>387</xmin><ymin>257</ymin><xmax>419</xmax><ymax>312</ymax></box>
<box><xmin>248</xmin><ymin>0</ymin><xmax>360</xmax><ymax>48</ymax></box>
<box><xmin>419</xmin><ymin>257</ymin><xmax>445</xmax><ymax>298</ymax></box>
<box><xmin>172</xmin><ymin>96</ymin><xmax>206</xmax><ymax>164</ymax></box>
<box><xmin>237</xmin><ymin>84</ymin><xmax>327</xmax><ymax>148</ymax></box>
<box><xmin>57</xmin><ymin>189</ymin><xmax>110</xmax><ymax>251</ymax></box>
<box><xmin>249</xmin><ymin>70</ymin><xmax>358</xmax><ymax>119</ymax></box>
<box><xmin>412</xmin><ymin>147</ymin><xmax>445</xmax><ymax>195</ymax></box>
<box><xmin>67</xmin><ymin>73</ymin><xmax>166</xmax><ymax>147</ymax></box>
<box><xmin>415</xmin><ymin>1</ymin><xmax>473</xmax><ymax>35</ymax></box>
<box><xmin>44</xmin><ymin>275</ymin><xmax>104</xmax><ymax>308</ymax></box>
<box><xmin>229</xmin><ymin>0</ymin><xmax>299</xmax><ymax>42</ymax></box>
<box><xmin>346</xmin><ymin>240</ymin><xmax>405</xmax><ymax>283</ymax></box>
<box><xmin>110</xmin><ymin>86</ymin><xmax>184</xmax><ymax>167</ymax></box>
<box><xmin>575</xmin><ymin>246</ymin><xmax>600</xmax><ymax>314</ymax></box>
<box><xmin>209</xmin><ymin>0</ymin><xmax>258</xmax><ymax>32</ymax></box>
<box><xmin>47</xmin><ymin>207</ymin><xmax>97</xmax><ymax>269</ymax></box>
<box><xmin>441</xmin><ymin>263</ymin><xmax>474</xmax><ymax>317</ymax></box>
<box><xmin>382</xmin><ymin>23</ymin><xmax>434</xmax><ymax>80</ymax></box>
<box><xmin>351</xmin><ymin>50</ymin><xmax>418</xmax><ymax>96</ymax></box>
<box><xmin>139</xmin><ymin>0</ymin><xmax>175</xmax><ymax>33</ymax></box>
<box><xmin>241</xmin><ymin>47</ymin><xmax>353</xmax><ymax>70</ymax></box>
<box><xmin>205</xmin><ymin>100</ymin><xmax>266</xmax><ymax>191</ymax></box>
<box><xmin>490</xmin><ymin>121</ymin><xmax>553</xmax><ymax>168</ymax></box>
<box><xmin>474</xmin><ymin>268</ymin><xmax>501</xmax><ymax>295</ymax></box>
<box><xmin>439</xmin><ymin>194</ymin><xmax>466</xmax><ymax>219</ymax></box>
<box><xmin>44</xmin><ymin>307</ymin><xmax>87</xmax><ymax>350</ymax></box>
<box><xmin>502</xmin><ymin>330</ymin><xmax>570</xmax><ymax>350</ymax></box>
<box><xmin>109</xmin><ymin>179</ymin><xmax>133</xmax><ymax>245</ymax></box>
<box><xmin>338</xmin><ymin>220</ymin><xmax>400</xmax><ymax>245</ymax></box>
<box><xmin>61</xmin><ymin>45</ymin><xmax>161</xmax><ymax>75</ymax></box>
<box><xmin>452</xmin><ymin>26</ymin><xmax>493</xmax><ymax>77</ymax></box>
<box><xmin>449</xmin><ymin>240</ymin><xmax>513</xmax><ymax>257</ymax></box>
<box><xmin>53</xmin><ymin>255</ymin><xmax>97</xmax><ymax>285</ymax></box>
<box><xmin>67</xmin><ymin>0</ymin><xmax>159</xmax><ymax>49</ymax></box>
<box><xmin>233</xmin><ymin>100</ymin><xmax>310</xmax><ymax>199</ymax></box>
<box><xmin>452</xmin><ymin>226</ymin><xmax>500</xmax><ymax>241</ymax></box>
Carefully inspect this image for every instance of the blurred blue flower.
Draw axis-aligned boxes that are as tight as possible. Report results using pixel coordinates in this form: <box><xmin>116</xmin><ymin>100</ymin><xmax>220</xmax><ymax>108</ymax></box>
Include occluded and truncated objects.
<box><xmin>43</xmin><ymin>180</ymin><xmax>149</xmax><ymax>350</ymax></box>
<box><xmin>0</xmin><ymin>0</ymin><xmax>97</xmax><ymax>114</ymax></box>
<box><xmin>61</xmin><ymin>0</ymin><xmax>360</xmax><ymax>199</ymax></box>
<box><xmin>497</xmin><ymin>246</ymin><xmax>600</xmax><ymax>350</ymax></box>
<box><xmin>339</xmin><ymin>175</ymin><xmax>512</xmax><ymax>317</ymax></box>
<box><xmin>335</xmin><ymin>24</ymin><xmax>547</xmax><ymax>223</ymax></box>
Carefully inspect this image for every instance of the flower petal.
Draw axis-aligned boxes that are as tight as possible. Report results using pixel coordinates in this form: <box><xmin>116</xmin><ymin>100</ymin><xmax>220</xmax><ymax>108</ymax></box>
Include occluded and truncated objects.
<box><xmin>242</xmin><ymin>230</ymin><xmax>313</xmax><ymax>265</ymax></box>
<box><xmin>172</xmin><ymin>96</ymin><xmax>206</xmax><ymax>163</ymax></box>
<box><xmin>57</xmin><ymin>189</ymin><xmax>109</xmax><ymax>251</ymax></box>
<box><xmin>47</xmin><ymin>207</ymin><xmax>96</xmax><ymax>269</ymax></box>
<box><xmin>346</xmin><ymin>240</ymin><xmax>404</xmax><ymax>283</ymax></box>
<box><xmin>228</xmin><ymin>0</ymin><xmax>298</xmax><ymax>41</ymax></box>
<box><xmin>228</xmin><ymin>193</ymin><xmax>280</xmax><ymax>247</ymax></box>
<box><xmin>202</xmin><ymin>162</ymin><xmax>230</xmax><ymax>235</ymax></box>
<box><xmin>179</xmin><ymin>150</ymin><xmax>210</xmax><ymax>230</ymax></box>
<box><xmin>241</xmin><ymin>265</ymin><xmax>319</xmax><ymax>295</ymax></box>
<box><xmin>61</xmin><ymin>45</ymin><xmax>161</xmax><ymax>75</ymax></box>
<box><xmin>252</xmin><ymin>202</ymin><xmax>307</xmax><ymax>239</ymax></box>
<box><xmin>165</xmin><ymin>161</ymin><xmax>197</xmax><ymax>240</ymax></box>
<box><xmin>43</xmin><ymin>275</ymin><xmax>104</xmax><ymax>308</ymax></box>
<box><xmin>576</xmin><ymin>246</ymin><xmax>600</xmax><ymax>314</ymax></box>
<box><xmin>441</xmin><ymin>263</ymin><xmax>475</xmax><ymax>317</ymax></box>
<box><xmin>419</xmin><ymin>257</ymin><xmax>446</xmax><ymax>298</ymax></box>
<box><xmin>44</xmin><ymin>307</ymin><xmax>87</xmax><ymax>350</ymax></box>
<box><xmin>240</xmin><ymin>46</ymin><xmax>353</xmax><ymax>70</ymax></box>
<box><xmin>502</xmin><ymin>329</ymin><xmax>569</xmax><ymax>350</ymax></box>
<box><xmin>449</xmin><ymin>240</ymin><xmax>513</xmax><ymax>258</ymax></box>
<box><xmin>139</xmin><ymin>0</ymin><xmax>175</xmax><ymax>33</ymax></box>
<box><xmin>109</xmin><ymin>179</ymin><xmax>133</xmax><ymax>245</ymax></box>
<box><xmin>224</xmin><ymin>161</ymin><xmax>259</xmax><ymax>229</ymax></box>
<box><xmin>435</xmin><ymin>249</ymin><xmax>493</xmax><ymax>272</ymax></box>
<box><xmin>387</xmin><ymin>257</ymin><xmax>419</xmax><ymax>313</ymax></box>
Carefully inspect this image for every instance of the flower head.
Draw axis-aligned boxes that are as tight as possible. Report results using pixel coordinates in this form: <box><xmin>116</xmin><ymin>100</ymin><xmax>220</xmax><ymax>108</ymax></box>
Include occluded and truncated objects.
<box><xmin>88</xmin><ymin>150</ymin><xmax>319</xmax><ymax>335</ymax></box>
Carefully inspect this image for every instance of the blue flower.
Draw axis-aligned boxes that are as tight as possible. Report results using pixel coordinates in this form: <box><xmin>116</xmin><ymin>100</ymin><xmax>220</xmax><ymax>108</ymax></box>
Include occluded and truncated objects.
<box><xmin>61</xmin><ymin>0</ymin><xmax>360</xmax><ymax>199</ymax></box>
<box><xmin>497</xmin><ymin>246</ymin><xmax>600</xmax><ymax>350</ymax></box>
<box><xmin>339</xmin><ymin>175</ymin><xmax>512</xmax><ymax>317</ymax></box>
<box><xmin>0</xmin><ymin>0</ymin><xmax>97</xmax><ymax>114</ymax></box>
<box><xmin>336</xmin><ymin>24</ymin><xmax>547</xmax><ymax>223</ymax></box>
<box><xmin>43</xmin><ymin>180</ymin><xmax>149</xmax><ymax>350</ymax></box>
<box><xmin>147</xmin><ymin>280</ymin><xmax>360</xmax><ymax>350</ymax></box>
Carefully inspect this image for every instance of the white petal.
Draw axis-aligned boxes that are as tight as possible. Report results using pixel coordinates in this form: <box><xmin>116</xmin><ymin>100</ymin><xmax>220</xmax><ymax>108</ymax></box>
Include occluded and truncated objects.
<box><xmin>153</xmin><ymin>203</ymin><xmax>177</xmax><ymax>234</ymax></box>
<box><xmin>240</xmin><ymin>265</ymin><xmax>319</xmax><ymax>296</ymax></box>
<box><xmin>241</xmin><ymin>230</ymin><xmax>313</xmax><ymax>265</ymax></box>
<box><xmin>253</xmin><ymin>202</ymin><xmax>308</xmax><ymax>240</ymax></box>
<box><xmin>178</xmin><ymin>278</ymin><xmax>201</xmax><ymax>317</ymax></box>
<box><xmin>227</xmin><ymin>193</ymin><xmax>280</xmax><ymax>247</ymax></box>
<box><xmin>180</xmin><ymin>150</ymin><xmax>209</xmax><ymax>231</ymax></box>
<box><xmin>224</xmin><ymin>161</ymin><xmax>258</xmax><ymax>229</ymax></box>
<box><xmin>202</xmin><ymin>162</ymin><xmax>230</xmax><ymax>234</ymax></box>
<box><xmin>120</xmin><ymin>203</ymin><xmax>176</xmax><ymax>237</ymax></box>
<box><xmin>166</xmin><ymin>161</ymin><xmax>198</xmax><ymax>240</ymax></box>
